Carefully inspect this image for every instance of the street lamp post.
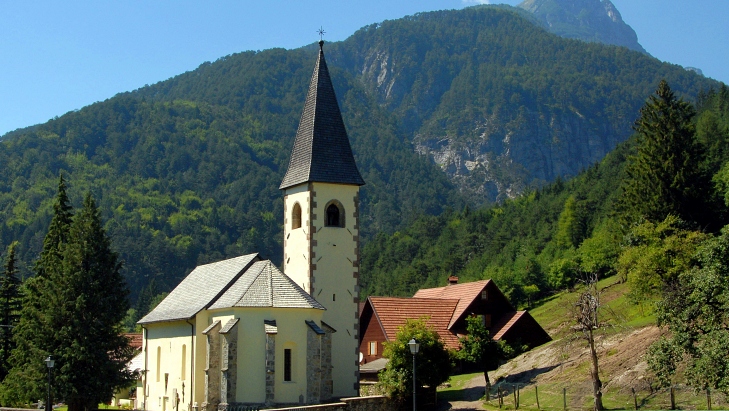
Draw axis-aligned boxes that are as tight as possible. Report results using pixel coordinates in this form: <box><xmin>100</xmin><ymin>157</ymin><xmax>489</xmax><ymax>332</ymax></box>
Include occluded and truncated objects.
<box><xmin>408</xmin><ymin>338</ymin><xmax>420</xmax><ymax>411</ymax></box>
<box><xmin>45</xmin><ymin>356</ymin><xmax>54</xmax><ymax>411</ymax></box>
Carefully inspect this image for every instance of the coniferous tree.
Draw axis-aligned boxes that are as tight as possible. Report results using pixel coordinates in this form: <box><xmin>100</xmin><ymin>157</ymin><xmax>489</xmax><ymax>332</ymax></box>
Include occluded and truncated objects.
<box><xmin>1</xmin><ymin>182</ymin><xmax>134</xmax><ymax>410</ymax></box>
<box><xmin>52</xmin><ymin>193</ymin><xmax>135</xmax><ymax>411</ymax></box>
<box><xmin>0</xmin><ymin>176</ymin><xmax>73</xmax><ymax>404</ymax></box>
<box><xmin>620</xmin><ymin>80</ymin><xmax>715</xmax><ymax>229</ymax></box>
<box><xmin>0</xmin><ymin>242</ymin><xmax>21</xmax><ymax>381</ymax></box>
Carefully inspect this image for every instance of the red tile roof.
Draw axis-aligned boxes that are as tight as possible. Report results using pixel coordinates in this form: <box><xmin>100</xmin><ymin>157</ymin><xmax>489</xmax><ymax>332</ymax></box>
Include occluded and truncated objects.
<box><xmin>125</xmin><ymin>333</ymin><xmax>143</xmax><ymax>350</ymax></box>
<box><xmin>413</xmin><ymin>279</ymin><xmax>491</xmax><ymax>329</ymax></box>
<box><xmin>491</xmin><ymin>311</ymin><xmax>525</xmax><ymax>341</ymax></box>
<box><xmin>368</xmin><ymin>297</ymin><xmax>461</xmax><ymax>349</ymax></box>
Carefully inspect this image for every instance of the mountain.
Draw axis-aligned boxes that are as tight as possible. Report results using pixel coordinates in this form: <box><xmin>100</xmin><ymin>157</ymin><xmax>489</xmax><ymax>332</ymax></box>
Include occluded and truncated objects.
<box><xmin>0</xmin><ymin>6</ymin><xmax>721</xmax><ymax>304</ymax></box>
<box><xmin>518</xmin><ymin>0</ymin><xmax>648</xmax><ymax>54</ymax></box>
<box><xmin>327</xmin><ymin>6</ymin><xmax>717</xmax><ymax>203</ymax></box>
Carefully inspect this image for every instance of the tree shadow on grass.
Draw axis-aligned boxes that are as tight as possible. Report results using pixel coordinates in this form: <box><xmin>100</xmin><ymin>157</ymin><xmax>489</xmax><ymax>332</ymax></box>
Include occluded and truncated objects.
<box><xmin>498</xmin><ymin>364</ymin><xmax>561</xmax><ymax>384</ymax></box>
<box><xmin>439</xmin><ymin>384</ymin><xmax>486</xmax><ymax>402</ymax></box>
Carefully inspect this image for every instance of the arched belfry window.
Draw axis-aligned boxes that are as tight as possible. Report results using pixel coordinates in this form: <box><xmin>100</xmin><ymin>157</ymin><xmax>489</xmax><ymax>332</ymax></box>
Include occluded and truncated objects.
<box><xmin>292</xmin><ymin>203</ymin><xmax>302</xmax><ymax>229</ymax></box>
<box><xmin>325</xmin><ymin>201</ymin><xmax>345</xmax><ymax>228</ymax></box>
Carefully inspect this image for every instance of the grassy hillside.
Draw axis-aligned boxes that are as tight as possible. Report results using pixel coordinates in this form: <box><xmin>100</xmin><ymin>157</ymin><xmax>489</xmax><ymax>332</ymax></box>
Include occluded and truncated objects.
<box><xmin>487</xmin><ymin>277</ymin><xmax>728</xmax><ymax>410</ymax></box>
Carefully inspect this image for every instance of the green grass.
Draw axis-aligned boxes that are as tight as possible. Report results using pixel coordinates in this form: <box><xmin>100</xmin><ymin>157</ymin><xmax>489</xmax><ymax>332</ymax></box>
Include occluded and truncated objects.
<box><xmin>437</xmin><ymin>372</ymin><xmax>482</xmax><ymax>401</ymax></box>
<box><xmin>530</xmin><ymin>276</ymin><xmax>655</xmax><ymax>340</ymax></box>
<box><xmin>479</xmin><ymin>382</ymin><xmax>729</xmax><ymax>410</ymax></box>
<box><xmin>54</xmin><ymin>404</ymin><xmax>127</xmax><ymax>411</ymax></box>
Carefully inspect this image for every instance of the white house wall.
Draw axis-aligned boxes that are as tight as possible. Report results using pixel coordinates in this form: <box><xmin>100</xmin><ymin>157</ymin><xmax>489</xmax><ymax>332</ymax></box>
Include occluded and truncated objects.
<box><xmin>143</xmin><ymin>321</ymin><xmax>194</xmax><ymax>411</ymax></box>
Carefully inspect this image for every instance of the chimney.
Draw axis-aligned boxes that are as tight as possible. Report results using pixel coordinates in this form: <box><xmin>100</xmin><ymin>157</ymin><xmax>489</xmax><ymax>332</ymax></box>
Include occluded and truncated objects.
<box><xmin>448</xmin><ymin>276</ymin><xmax>458</xmax><ymax>285</ymax></box>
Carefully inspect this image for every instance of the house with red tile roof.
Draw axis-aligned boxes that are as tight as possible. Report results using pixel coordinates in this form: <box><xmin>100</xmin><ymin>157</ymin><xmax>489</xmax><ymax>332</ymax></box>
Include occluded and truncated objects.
<box><xmin>359</xmin><ymin>277</ymin><xmax>550</xmax><ymax>370</ymax></box>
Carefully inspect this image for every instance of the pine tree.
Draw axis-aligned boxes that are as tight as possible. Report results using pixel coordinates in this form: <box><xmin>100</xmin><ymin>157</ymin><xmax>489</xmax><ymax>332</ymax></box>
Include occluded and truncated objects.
<box><xmin>0</xmin><ymin>181</ymin><xmax>134</xmax><ymax>410</ymax></box>
<box><xmin>52</xmin><ymin>193</ymin><xmax>135</xmax><ymax>411</ymax></box>
<box><xmin>0</xmin><ymin>175</ymin><xmax>73</xmax><ymax>404</ymax></box>
<box><xmin>0</xmin><ymin>242</ymin><xmax>21</xmax><ymax>381</ymax></box>
<box><xmin>620</xmin><ymin>80</ymin><xmax>715</xmax><ymax>229</ymax></box>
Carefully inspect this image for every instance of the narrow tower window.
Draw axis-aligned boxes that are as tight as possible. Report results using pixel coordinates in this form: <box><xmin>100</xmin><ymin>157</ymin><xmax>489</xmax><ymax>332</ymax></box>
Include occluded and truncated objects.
<box><xmin>326</xmin><ymin>204</ymin><xmax>340</xmax><ymax>227</ymax></box>
<box><xmin>292</xmin><ymin>203</ymin><xmax>302</xmax><ymax>229</ymax></box>
<box><xmin>284</xmin><ymin>348</ymin><xmax>292</xmax><ymax>381</ymax></box>
<box><xmin>325</xmin><ymin>201</ymin><xmax>345</xmax><ymax>227</ymax></box>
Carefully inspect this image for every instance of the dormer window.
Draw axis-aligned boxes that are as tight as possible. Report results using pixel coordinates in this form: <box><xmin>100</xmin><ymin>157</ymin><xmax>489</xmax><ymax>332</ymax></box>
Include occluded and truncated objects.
<box><xmin>325</xmin><ymin>201</ymin><xmax>345</xmax><ymax>227</ymax></box>
<box><xmin>292</xmin><ymin>203</ymin><xmax>302</xmax><ymax>229</ymax></box>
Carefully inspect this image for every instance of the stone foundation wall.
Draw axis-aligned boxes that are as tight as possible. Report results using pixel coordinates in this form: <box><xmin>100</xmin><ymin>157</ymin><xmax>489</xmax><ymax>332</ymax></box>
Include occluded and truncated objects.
<box><xmin>306</xmin><ymin>327</ymin><xmax>322</xmax><ymax>403</ymax></box>
<box><xmin>265</xmin><ymin>333</ymin><xmax>276</xmax><ymax>405</ymax></box>
<box><xmin>204</xmin><ymin>321</ymin><xmax>222</xmax><ymax>411</ymax></box>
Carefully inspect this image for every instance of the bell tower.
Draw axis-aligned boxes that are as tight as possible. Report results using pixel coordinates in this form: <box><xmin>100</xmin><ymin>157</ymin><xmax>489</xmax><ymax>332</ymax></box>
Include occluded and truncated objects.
<box><xmin>280</xmin><ymin>40</ymin><xmax>364</xmax><ymax>397</ymax></box>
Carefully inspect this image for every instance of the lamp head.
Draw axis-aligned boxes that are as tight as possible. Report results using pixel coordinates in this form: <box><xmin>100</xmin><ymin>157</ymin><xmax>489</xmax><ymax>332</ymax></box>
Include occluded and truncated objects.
<box><xmin>408</xmin><ymin>338</ymin><xmax>420</xmax><ymax>355</ymax></box>
<box><xmin>45</xmin><ymin>356</ymin><xmax>54</xmax><ymax>369</ymax></box>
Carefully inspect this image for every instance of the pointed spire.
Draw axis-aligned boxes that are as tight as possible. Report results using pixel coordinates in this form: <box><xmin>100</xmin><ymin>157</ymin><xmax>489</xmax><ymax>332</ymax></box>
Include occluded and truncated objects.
<box><xmin>279</xmin><ymin>41</ymin><xmax>365</xmax><ymax>190</ymax></box>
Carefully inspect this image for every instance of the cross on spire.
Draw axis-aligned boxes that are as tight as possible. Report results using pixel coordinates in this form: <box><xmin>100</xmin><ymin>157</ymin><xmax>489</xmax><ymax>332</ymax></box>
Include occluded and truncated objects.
<box><xmin>318</xmin><ymin>26</ymin><xmax>326</xmax><ymax>41</ymax></box>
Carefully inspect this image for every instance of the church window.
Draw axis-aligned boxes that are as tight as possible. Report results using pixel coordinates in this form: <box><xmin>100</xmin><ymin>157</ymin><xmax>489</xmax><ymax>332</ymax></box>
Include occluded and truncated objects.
<box><xmin>333</xmin><ymin>294</ymin><xmax>336</xmax><ymax>301</ymax></box>
<box><xmin>292</xmin><ymin>203</ymin><xmax>302</xmax><ymax>229</ymax></box>
<box><xmin>284</xmin><ymin>348</ymin><xmax>292</xmax><ymax>381</ymax></box>
<box><xmin>156</xmin><ymin>346</ymin><xmax>161</xmax><ymax>382</ymax></box>
<box><xmin>181</xmin><ymin>345</ymin><xmax>186</xmax><ymax>380</ymax></box>
<box><xmin>325</xmin><ymin>201</ymin><xmax>345</xmax><ymax>227</ymax></box>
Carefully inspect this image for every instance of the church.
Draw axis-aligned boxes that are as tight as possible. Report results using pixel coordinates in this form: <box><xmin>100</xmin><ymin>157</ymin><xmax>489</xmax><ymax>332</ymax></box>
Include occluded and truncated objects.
<box><xmin>138</xmin><ymin>40</ymin><xmax>363</xmax><ymax>410</ymax></box>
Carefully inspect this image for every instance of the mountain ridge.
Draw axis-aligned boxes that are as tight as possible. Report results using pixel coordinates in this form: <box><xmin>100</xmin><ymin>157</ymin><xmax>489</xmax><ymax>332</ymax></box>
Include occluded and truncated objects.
<box><xmin>0</xmin><ymin>5</ymin><xmax>721</xmax><ymax>304</ymax></box>
<box><xmin>518</xmin><ymin>0</ymin><xmax>648</xmax><ymax>54</ymax></box>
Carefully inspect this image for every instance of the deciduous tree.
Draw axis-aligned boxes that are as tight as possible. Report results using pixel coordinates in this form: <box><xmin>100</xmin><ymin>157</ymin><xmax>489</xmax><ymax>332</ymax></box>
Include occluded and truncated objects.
<box><xmin>573</xmin><ymin>274</ymin><xmax>605</xmax><ymax>411</ymax></box>
<box><xmin>457</xmin><ymin>315</ymin><xmax>511</xmax><ymax>400</ymax></box>
<box><xmin>647</xmin><ymin>225</ymin><xmax>729</xmax><ymax>393</ymax></box>
<box><xmin>378</xmin><ymin>318</ymin><xmax>452</xmax><ymax>404</ymax></box>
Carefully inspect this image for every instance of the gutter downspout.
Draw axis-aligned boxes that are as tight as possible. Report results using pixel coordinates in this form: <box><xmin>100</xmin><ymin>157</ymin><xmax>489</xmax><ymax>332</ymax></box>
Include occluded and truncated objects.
<box><xmin>186</xmin><ymin>319</ymin><xmax>195</xmax><ymax>411</ymax></box>
<box><xmin>142</xmin><ymin>325</ymin><xmax>148</xmax><ymax>411</ymax></box>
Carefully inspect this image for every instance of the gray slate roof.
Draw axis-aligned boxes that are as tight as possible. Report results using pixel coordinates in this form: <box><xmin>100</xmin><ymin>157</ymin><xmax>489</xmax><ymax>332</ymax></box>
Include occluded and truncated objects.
<box><xmin>139</xmin><ymin>255</ymin><xmax>324</xmax><ymax>325</ymax></box>
<box><xmin>279</xmin><ymin>41</ymin><xmax>365</xmax><ymax>190</ymax></box>
<box><xmin>209</xmin><ymin>260</ymin><xmax>325</xmax><ymax>310</ymax></box>
<box><xmin>138</xmin><ymin>254</ymin><xmax>259</xmax><ymax>325</ymax></box>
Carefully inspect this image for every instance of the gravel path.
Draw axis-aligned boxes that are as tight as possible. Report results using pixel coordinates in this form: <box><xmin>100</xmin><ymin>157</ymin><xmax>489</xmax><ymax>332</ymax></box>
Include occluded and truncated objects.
<box><xmin>437</xmin><ymin>373</ymin><xmax>486</xmax><ymax>411</ymax></box>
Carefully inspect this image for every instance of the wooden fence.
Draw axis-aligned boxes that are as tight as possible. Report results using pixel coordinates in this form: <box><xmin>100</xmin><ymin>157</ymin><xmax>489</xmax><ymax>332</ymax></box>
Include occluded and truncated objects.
<box><xmin>489</xmin><ymin>382</ymin><xmax>728</xmax><ymax>410</ymax></box>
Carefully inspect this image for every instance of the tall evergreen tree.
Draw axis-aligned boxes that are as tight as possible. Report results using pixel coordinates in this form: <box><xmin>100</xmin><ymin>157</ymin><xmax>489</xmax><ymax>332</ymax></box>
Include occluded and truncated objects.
<box><xmin>0</xmin><ymin>176</ymin><xmax>73</xmax><ymax>404</ymax></box>
<box><xmin>620</xmin><ymin>80</ymin><xmax>715</xmax><ymax>229</ymax></box>
<box><xmin>52</xmin><ymin>193</ymin><xmax>135</xmax><ymax>411</ymax></box>
<box><xmin>0</xmin><ymin>242</ymin><xmax>21</xmax><ymax>381</ymax></box>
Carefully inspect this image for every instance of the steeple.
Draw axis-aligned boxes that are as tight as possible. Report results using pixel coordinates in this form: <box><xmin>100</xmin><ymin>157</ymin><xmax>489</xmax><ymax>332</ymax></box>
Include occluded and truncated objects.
<box><xmin>279</xmin><ymin>41</ymin><xmax>365</xmax><ymax>190</ymax></box>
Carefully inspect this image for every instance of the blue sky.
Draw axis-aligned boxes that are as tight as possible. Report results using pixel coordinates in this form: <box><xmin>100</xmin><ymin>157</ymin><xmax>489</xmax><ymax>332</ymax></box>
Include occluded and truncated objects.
<box><xmin>1</xmin><ymin>1</ymin><xmax>727</xmax><ymax>136</ymax></box>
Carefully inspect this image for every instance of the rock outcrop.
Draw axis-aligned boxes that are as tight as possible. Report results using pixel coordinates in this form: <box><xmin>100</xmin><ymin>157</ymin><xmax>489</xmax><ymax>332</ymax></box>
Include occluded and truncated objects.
<box><xmin>519</xmin><ymin>0</ymin><xmax>648</xmax><ymax>54</ymax></box>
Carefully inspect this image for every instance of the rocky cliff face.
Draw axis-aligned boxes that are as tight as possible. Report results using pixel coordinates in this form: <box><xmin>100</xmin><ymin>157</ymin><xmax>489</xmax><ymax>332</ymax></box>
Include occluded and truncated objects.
<box><xmin>333</xmin><ymin>5</ymin><xmax>712</xmax><ymax>205</ymax></box>
<box><xmin>518</xmin><ymin>0</ymin><xmax>648</xmax><ymax>54</ymax></box>
<box><xmin>413</xmin><ymin>106</ymin><xmax>620</xmax><ymax>203</ymax></box>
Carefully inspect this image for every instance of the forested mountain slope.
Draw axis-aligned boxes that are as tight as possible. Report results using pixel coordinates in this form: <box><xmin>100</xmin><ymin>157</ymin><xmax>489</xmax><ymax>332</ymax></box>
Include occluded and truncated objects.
<box><xmin>0</xmin><ymin>5</ymin><xmax>721</xmax><ymax>307</ymax></box>
<box><xmin>0</xmin><ymin>78</ymin><xmax>460</xmax><ymax>298</ymax></box>
<box><xmin>329</xmin><ymin>6</ymin><xmax>717</xmax><ymax>203</ymax></box>
<box><xmin>133</xmin><ymin>6</ymin><xmax>718</xmax><ymax>204</ymax></box>
<box><xmin>362</xmin><ymin>86</ymin><xmax>729</xmax><ymax>306</ymax></box>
